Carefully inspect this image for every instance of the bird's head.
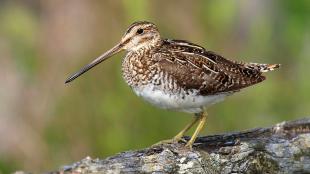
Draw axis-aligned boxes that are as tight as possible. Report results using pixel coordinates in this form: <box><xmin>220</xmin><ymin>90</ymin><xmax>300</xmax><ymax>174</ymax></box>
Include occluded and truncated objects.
<box><xmin>121</xmin><ymin>21</ymin><xmax>160</xmax><ymax>51</ymax></box>
<box><xmin>65</xmin><ymin>21</ymin><xmax>160</xmax><ymax>83</ymax></box>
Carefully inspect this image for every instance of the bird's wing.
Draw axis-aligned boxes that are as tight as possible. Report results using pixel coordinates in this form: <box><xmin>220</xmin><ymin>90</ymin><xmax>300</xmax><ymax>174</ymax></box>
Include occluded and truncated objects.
<box><xmin>154</xmin><ymin>39</ymin><xmax>266</xmax><ymax>95</ymax></box>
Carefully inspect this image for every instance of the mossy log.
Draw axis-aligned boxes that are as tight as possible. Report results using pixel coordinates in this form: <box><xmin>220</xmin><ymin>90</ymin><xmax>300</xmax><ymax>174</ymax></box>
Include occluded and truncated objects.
<box><xmin>45</xmin><ymin>118</ymin><xmax>310</xmax><ymax>173</ymax></box>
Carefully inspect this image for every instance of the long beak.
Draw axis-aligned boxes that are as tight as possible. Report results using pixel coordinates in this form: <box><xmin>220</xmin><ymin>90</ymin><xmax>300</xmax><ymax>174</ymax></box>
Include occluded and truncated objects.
<box><xmin>65</xmin><ymin>43</ymin><xmax>124</xmax><ymax>83</ymax></box>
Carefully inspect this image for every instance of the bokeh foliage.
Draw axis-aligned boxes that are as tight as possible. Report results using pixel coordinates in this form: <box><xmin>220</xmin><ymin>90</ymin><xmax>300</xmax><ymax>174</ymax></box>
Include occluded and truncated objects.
<box><xmin>0</xmin><ymin>0</ymin><xmax>309</xmax><ymax>173</ymax></box>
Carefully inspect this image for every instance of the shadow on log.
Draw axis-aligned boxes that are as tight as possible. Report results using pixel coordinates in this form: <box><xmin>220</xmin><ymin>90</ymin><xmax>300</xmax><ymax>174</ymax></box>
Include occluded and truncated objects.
<box><xmin>46</xmin><ymin>118</ymin><xmax>310</xmax><ymax>174</ymax></box>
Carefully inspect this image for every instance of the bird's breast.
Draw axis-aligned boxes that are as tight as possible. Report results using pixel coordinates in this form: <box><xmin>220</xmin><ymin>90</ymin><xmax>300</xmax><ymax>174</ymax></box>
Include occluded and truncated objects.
<box><xmin>121</xmin><ymin>50</ymin><xmax>157</xmax><ymax>87</ymax></box>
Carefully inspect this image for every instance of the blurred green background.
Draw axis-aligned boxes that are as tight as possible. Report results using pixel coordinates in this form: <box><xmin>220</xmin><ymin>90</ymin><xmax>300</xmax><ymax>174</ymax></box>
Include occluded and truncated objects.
<box><xmin>0</xmin><ymin>0</ymin><xmax>309</xmax><ymax>173</ymax></box>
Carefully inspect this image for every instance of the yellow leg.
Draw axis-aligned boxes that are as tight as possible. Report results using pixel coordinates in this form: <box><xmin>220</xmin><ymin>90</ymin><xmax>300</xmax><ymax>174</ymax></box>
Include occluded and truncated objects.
<box><xmin>173</xmin><ymin>116</ymin><xmax>200</xmax><ymax>141</ymax></box>
<box><xmin>152</xmin><ymin>116</ymin><xmax>200</xmax><ymax>146</ymax></box>
<box><xmin>185</xmin><ymin>112</ymin><xmax>208</xmax><ymax>150</ymax></box>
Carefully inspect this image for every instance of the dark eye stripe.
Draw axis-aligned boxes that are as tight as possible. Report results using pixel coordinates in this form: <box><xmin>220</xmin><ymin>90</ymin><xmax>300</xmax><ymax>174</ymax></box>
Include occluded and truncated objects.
<box><xmin>125</xmin><ymin>26</ymin><xmax>135</xmax><ymax>34</ymax></box>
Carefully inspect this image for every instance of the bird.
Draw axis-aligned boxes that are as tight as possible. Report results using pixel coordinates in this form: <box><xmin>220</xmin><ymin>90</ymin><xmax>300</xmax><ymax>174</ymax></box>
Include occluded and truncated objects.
<box><xmin>65</xmin><ymin>21</ymin><xmax>280</xmax><ymax>149</ymax></box>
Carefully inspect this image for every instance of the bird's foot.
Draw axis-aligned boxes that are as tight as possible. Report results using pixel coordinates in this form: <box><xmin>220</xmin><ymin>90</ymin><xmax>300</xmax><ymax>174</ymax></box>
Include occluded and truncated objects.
<box><xmin>184</xmin><ymin>140</ymin><xmax>194</xmax><ymax>151</ymax></box>
<box><xmin>152</xmin><ymin>136</ymin><xmax>186</xmax><ymax>147</ymax></box>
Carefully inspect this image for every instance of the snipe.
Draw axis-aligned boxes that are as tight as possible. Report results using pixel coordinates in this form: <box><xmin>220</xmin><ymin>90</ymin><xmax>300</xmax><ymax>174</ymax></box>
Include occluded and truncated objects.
<box><xmin>65</xmin><ymin>21</ymin><xmax>280</xmax><ymax>149</ymax></box>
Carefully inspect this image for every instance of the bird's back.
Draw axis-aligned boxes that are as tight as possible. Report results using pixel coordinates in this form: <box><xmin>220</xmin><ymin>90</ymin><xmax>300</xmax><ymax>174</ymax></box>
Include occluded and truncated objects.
<box><xmin>153</xmin><ymin>39</ymin><xmax>280</xmax><ymax>95</ymax></box>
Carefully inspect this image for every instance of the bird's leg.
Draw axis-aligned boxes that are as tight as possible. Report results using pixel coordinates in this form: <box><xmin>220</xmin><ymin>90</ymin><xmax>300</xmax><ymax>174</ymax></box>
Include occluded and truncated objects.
<box><xmin>173</xmin><ymin>116</ymin><xmax>200</xmax><ymax>142</ymax></box>
<box><xmin>152</xmin><ymin>116</ymin><xmax>200</xmax><ymax>146</ymax></box>
<box><xmin>185</xmin><ymin>112</ymin><xmax>207</xmax><ymax>150</ymax></box>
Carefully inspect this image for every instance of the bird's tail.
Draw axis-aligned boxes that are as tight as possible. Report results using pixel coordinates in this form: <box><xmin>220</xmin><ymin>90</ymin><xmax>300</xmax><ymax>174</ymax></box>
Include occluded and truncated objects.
<box><xmin>245</xmin><ymin>63</ymin><xmax>281</xmax><ymax>73</ymax></box>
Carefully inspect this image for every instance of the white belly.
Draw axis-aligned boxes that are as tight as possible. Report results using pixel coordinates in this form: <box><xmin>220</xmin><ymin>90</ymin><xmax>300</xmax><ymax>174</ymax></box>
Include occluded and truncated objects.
<box><xmin>132</xmin><ymin>85</ymin><xmax>228</xmax><ymax>113</ymax></box>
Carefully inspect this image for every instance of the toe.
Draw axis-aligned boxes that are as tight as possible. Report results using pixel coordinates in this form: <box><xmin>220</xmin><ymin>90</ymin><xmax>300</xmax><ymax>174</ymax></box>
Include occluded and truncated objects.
<box><xmin>185</xmin><ymin>142</ymin><xmax>193</xmax><ymax>151</ymax></box>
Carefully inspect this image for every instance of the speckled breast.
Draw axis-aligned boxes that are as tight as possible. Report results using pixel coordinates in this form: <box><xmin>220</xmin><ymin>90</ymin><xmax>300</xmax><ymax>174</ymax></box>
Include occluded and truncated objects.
<box><xmin>121</xmin><ymin>50</ymin><xmax>156</xmax><ymax>87</ymax></box>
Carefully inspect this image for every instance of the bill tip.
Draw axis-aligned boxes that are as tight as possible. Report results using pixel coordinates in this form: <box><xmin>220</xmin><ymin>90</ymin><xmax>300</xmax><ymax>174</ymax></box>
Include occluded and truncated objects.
<box><xmin>65</xmin><ymin>77</ymin><xmax>73</xmax><ymax>84</ymax></box>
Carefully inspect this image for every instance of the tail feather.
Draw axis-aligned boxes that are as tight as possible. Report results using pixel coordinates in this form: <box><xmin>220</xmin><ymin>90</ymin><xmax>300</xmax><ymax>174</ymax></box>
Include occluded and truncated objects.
<box><xmin>245</xmin><ymin>63</ymin><xmax>281</xmax><ymax>73</ymax></box>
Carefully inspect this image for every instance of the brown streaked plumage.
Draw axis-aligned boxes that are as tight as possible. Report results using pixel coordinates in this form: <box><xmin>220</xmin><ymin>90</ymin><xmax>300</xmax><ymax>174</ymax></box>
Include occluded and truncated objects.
<box><xmin>65</xmin><ymin>21</ymin><xmax>280</xmax><ymax>149</ymax></box>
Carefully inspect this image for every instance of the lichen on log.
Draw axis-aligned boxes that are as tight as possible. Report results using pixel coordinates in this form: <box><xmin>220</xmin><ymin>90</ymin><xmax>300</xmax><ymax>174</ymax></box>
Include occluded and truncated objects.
<box><xmin>46</xmin><ymin>118</ymin><xmax>310</xmax><ymax>174</ymax></box>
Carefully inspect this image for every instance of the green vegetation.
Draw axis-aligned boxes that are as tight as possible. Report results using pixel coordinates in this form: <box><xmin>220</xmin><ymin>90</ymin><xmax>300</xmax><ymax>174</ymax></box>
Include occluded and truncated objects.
<box><xmin>0</xmin><ymin>0</ymin><xmax>309</xmax><ymax>173</ymax></box>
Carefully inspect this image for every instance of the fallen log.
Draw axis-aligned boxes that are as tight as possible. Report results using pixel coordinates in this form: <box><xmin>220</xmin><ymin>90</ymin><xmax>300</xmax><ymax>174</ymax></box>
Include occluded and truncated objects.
<box><xmin>45</xmin><ymin>118</ymin><xmax>310</xmax><ymax>173</ymax></box>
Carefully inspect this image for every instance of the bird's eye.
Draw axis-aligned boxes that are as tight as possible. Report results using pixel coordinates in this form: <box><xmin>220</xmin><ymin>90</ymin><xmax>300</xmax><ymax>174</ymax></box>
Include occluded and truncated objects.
<box><xmin>136</xmin><ymin>28</ymin><xmax>144</xmax><ymax>34</ymax></box>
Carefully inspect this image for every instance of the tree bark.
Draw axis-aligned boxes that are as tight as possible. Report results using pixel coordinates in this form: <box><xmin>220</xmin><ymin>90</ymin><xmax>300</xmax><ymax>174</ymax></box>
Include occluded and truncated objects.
<box><xmin>47</xmin><ymin>118</ymin><xmax>310</xmax><ymax>174</ymax></box>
